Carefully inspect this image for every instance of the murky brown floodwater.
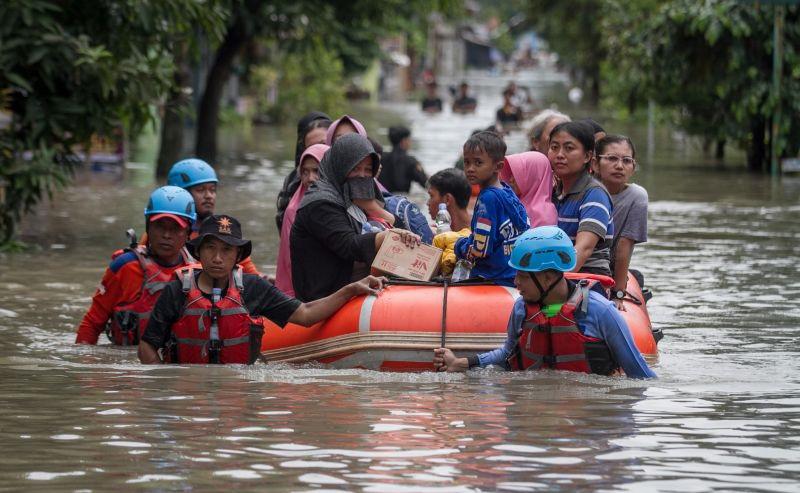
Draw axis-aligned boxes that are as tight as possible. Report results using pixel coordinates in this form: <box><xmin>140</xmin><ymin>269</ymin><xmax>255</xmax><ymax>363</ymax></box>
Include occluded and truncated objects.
<box><xmin>1</xmin><ymin>70</ymin><xmax>799</xmax><ymax>492</ymax></box>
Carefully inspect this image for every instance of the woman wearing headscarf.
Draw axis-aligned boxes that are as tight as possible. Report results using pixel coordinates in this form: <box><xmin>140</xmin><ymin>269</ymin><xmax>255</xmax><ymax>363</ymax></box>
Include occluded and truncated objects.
<box><xmin>500</xmin><ymin>151</ymin><xmax>558</xmax><ymax>228</ymax></box>
<box><xmin>325</xmin><ymin>115</ymin><xmax>368</xmax><ymax>145</ymax></box>
<box><xmin>275</xmin><ymin>143</ymin><xmax>329</xmax><ymax>296</ymax></box>
<box><xmin>291</xmin><ymin>134</ymin><xmax>419</xmax><ymax>301</ymax></box>
<box><xmin>276</xmin><ymin>111</ymin><xmax>332</xmax><ymax>231</ymax></box>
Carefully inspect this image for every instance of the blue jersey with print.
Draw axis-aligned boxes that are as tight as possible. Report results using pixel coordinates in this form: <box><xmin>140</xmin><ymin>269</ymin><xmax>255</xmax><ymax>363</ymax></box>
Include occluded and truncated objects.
<box><xmin>477</xmin><ymin>291</ymin><xmax>656</xmax><ymax>379</ymax></box>
<box><xmin>455</xmin><ymin>184</ymin><xmax>529</xmax><ymax>286</ymax></box>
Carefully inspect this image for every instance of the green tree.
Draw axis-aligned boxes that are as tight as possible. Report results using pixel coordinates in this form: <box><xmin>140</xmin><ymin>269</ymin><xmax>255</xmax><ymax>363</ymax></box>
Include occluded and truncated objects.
<box><xmin>0</xmin><ymin>0</ymin><xmax>226</xmax><ymax>244</ymax></box>
<box><xmin>526</xmin><ymin>0</ymin><xmax>605</xmax><ymax>105</ymax></box>
<box><xmin>192</xmin><ymin>0</ymin><xmax>461</xmax><ymax>163</ymax></box>
<box><xmin>604</xmin><ymin>0</ymin><xmax>800</xmax><ymax>171</ymax></box>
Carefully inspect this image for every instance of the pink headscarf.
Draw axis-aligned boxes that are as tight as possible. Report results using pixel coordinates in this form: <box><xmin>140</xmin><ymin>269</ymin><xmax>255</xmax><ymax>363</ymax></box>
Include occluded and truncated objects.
<box><xmin>325</xmin><ymin>115</ymin><xmax>368</xmax><ymax>145</ymax></box>
<box><xmin>501</xmin><ymin>151</ymin><xmax>557</xmax><ymax>228</ymax></box>
<box><xmin>275</xmin><ymin>144</ymin><xmax>330</xmax><ymax>295</ymax></box>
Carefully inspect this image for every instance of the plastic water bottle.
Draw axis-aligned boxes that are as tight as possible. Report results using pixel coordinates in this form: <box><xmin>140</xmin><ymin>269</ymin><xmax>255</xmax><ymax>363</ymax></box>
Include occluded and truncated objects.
<box><xmin>451</xmin><ymin>258</ymin><xmax>473</xmax><ymax>282</ymax></box>
<box><xmin>435</xmin><ymin>203</ymin><xmax>451</xmax><ymax>234</ymax></box>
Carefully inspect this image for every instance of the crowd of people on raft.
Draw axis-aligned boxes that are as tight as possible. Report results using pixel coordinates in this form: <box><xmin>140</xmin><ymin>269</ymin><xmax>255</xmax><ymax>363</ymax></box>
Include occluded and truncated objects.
<box><xmin>74</xmin><ymin>100</ymin><xmax>655</xmax><ymax>379</ymax></box>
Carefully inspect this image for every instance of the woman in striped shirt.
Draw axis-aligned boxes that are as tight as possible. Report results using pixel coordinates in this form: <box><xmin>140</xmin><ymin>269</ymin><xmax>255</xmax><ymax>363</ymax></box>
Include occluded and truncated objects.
<box><xmin>547</xmin><ymin>121</ymin><xmax>614</xmax><ymax>276</ymax></box>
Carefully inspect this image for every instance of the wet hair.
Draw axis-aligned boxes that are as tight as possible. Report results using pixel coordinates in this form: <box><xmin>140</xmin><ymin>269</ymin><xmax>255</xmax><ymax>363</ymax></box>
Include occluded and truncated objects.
<box><xmin>388</xmin><ymin>126</ymin><xmax>411</xmax><ymax>147</ymax></box>
<box><xmin>528</xmin><ymin>110</ymin><xmax>571</xmax><ymax>141</ymax></box>
<box><xmin>578</xmin><ymin>118</ymin><xmax>605</xmax><ymax>134</ymax></box>
<box><xmin>428</xmin><ymin>168</ymin><xmax>471</xmax><ymax>209</ymax></box>
<box><xmin>596</xmin><ymin>134</ymin><xmax>637</xmax><ymax>159</ymax></box>
<box><xmin>463</xmin><ymin>130</ymin><xmax>506</xmax><ymax>162</ymax></box>
<box><xmin>549</xmin><ymin>121</ymin><xmax>596</xmax><ymax>155</ymax></box>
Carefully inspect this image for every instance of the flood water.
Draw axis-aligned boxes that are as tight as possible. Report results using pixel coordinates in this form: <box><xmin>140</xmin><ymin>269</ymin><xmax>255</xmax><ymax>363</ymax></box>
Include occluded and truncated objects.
<box><xmin>2</xmin><ymin>71</ymin><xmax>800</xmax><ymax>492</ymax></box>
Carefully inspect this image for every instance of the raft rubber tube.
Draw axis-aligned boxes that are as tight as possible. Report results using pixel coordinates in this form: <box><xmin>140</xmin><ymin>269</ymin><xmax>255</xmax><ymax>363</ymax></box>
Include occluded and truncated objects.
<box><xmin>260</xmin><ymin>272</ymin><xmax>658</xmax><ymax>371</ymax></box>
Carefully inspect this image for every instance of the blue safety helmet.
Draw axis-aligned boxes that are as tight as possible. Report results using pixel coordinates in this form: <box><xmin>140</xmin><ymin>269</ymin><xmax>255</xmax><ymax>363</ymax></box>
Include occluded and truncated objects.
<box><xmin>508</xmin><ymin>226</ymin><xmax>577</xmax><ymax>272</ymax></box>
<box><xmin>167</xmin><ymin>158</ymin><xmax>219</xmax><ymax>189</ymax></box>
<box><xmin>144</xmin><ymin>185</ymin><xmax>197</xmax><ymax>225</ymax></box>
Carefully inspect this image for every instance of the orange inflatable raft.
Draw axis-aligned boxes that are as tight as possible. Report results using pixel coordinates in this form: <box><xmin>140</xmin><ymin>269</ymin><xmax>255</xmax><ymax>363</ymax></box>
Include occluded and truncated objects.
<box><xmin>260</xmin><ymin>273</ymin><xmax>659</xmax><ymax>371</ymax></box>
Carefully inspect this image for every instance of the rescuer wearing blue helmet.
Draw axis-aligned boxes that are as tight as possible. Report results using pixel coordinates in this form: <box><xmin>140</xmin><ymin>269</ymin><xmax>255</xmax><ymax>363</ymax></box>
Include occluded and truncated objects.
<box><xmin>433</xmin><ymin>226</ymin><xmax>656</xmax><ymax>378</ymax></box>
<box><xmin>75</xmin><ymin>186</ymin><xmax>196</xmax><ymax>345</ymax></box>
<box><xmin>166</xmin><ymin>158</ymin><xmax>263</xmax><ymax>276</ymax></box>
<box><xmin>167</xmin><ymin>158</ymin><xmax>219</xmax><ymax>228</ymax></box>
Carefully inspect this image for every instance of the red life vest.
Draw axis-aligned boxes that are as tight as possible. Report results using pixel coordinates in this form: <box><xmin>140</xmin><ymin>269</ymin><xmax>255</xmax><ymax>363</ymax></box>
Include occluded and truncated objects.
<box><xmin>106</xmin><ymin>246</ymin><xmax>192</xmax><ymax>345</ymax></box>
<box><xmin>508</xmin><ymin>280</ymin><xmax>619</xmax><ymax>375</ymax></box>
<box><xmin>168</xmin><ymin>266</ymin><xmax>263</xmax><ymax>365</ymax></box>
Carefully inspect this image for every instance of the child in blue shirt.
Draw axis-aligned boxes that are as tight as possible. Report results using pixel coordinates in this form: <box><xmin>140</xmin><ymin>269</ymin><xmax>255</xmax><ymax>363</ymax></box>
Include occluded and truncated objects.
<box><xmin>454</xmin><ymin>131</ymin><xmax>529</xmax><ymax>286</ymax></box>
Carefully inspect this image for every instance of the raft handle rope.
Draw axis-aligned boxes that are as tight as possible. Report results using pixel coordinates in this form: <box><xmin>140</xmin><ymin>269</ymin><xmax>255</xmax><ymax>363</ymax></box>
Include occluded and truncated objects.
<box><xmin>440</xmin><ymin>279</ymin><xmax>448</xmax><ymax>348</ymax></box>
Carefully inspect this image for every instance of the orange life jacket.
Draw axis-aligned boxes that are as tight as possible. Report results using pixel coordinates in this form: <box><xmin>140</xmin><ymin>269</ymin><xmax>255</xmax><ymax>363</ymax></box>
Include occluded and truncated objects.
<box><xmin>507</xmin><ymin>280</ymin><xmax>619</xmax><ymax>375</ymax></box>
<box><xmin>106</xmin><ymin>245</ymin><xmax>192</xmax><ymax>345</ymax></box>
<box><xmin>167</xmin><ymin>266</ymin><xmax>263</xmax><ymax>364</ymax></box>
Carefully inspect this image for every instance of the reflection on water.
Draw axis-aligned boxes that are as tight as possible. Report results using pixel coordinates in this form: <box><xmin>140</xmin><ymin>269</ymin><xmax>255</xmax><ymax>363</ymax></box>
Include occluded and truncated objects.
<box><xmin>1</xmin><ymin>71</ymin><xmax>800</xmax><ymax>491</ymax></box>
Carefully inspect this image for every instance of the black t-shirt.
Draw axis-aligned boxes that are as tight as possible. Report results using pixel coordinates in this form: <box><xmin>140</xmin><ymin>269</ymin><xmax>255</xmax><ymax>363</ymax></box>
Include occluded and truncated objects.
<box><xmin>290</xmin><ymin>200</ymin><xmax>377</xmax><ymax>301</ymax></box>
<box><xmin>453</xmin><ymin>96</ymin><xmax>477</xmax><ymax>112</ymax></box>
<box><xmin>380</xmin><ymin>148</ymin><xmax>428</xmax><ymax>193</ymax></box>
<box><xmin>496</xmin><ymin>106</ymin><xmax>522</xmax><ymax>125</ymax></box>
<box><xmin>421</xmin><ymin>97</ymin><xmax>442</xmax><ymax>112</ymax></box>
<box><xmin>142</xmin><ymin>272</ymin><xmax>301</xmax><ymax>348</ymax></box>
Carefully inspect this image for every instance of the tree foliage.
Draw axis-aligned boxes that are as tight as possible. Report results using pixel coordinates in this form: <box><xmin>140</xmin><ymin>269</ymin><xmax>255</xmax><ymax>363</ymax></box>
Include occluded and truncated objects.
<box><xmin>194</xmin><ymin>0</ymin><xmax>461</xmax><ymax>162</ymax></box>
<box><xmin>0</xmin><ymin>0</ymin><xmax>226</xmax><ymax>243</ymax></box>
<box><xmin>604</xmin><ymin>0</ymin><xmax>800</xmax><ymax>171</ymax></box>
<box><xmin>528</xmin><ymin>0</ymin><xmax>799</xmax><ymax>171</ymax></box>
<box><xmin>526</xmin><ymin>0</ymin><xmax>605</xmax><ymax>104</ymax></box>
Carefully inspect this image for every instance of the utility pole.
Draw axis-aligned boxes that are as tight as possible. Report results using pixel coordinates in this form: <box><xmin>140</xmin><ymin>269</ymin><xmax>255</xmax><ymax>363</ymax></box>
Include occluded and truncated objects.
<box><xmin>770</xmin><ymin>4</ymin><xmax>785</xmax><ymax>176</ymax></box>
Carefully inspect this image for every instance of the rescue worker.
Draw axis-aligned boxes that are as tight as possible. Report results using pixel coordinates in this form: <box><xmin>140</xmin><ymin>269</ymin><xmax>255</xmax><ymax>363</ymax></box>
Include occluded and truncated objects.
<box><xmin>433</xmin><ymin>226</ymin><xmax>656</xmax><ymax>378</ymax></box>
<box><xmin>138</xmin><ymin>214</ymin><xmax>386</xmax><ymax>365</ymax></box>
<box><xmin>75</xmin><ymin>186</ymin><xmax>196</xmax><ymax>345</ymax></box>
<box><xmin>166</xmin><ymin>158</ymin><xmax>262</xmax><ymax>275</ymax></box>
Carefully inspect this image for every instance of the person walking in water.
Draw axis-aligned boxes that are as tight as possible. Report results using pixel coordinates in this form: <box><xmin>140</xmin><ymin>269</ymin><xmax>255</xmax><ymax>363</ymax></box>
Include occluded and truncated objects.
<box><xmin>75</xmin><ymin>186</ymin><xmax>196</xmax><ymax>345</ymax></box>
<box><xmin>138</xmin><ymin>214</ymin><xmax>387</xmax><ymax>365</ymax></box>
<box><xmin>166</xmin><ymin>158</ymin><xmax>263</xmax><ymax>275</ymax></box>
<box><xmin>380</xmin><ymin>125</ymin><xmax>428</xmax><ymax>194</ymax></box>
<box><xmin>433</xmin><ymin>226</ymin><xmax>656</xmax><ymax>378</ymax></box>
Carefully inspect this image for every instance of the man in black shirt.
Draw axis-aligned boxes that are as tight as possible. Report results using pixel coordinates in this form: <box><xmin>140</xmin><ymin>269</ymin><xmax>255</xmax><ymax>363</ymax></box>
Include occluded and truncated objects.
<box><xmin>421</xmin><ymin>82</ymin><xmax>443</xmax><ymax>113</ymax></box>
<box><xmin>380</xmin><ymin>126</ymin><xmax>428</xmax><ymax>193</ymax></box>
<box><xmin>452</xmin><ymin>82</ymin><xmax>477</xmax><ymax>114</ymax></box>
<box><xmin>138</xmin><ymin>214</ymin><xmax>385</xmax><ymax>364</ymax></box>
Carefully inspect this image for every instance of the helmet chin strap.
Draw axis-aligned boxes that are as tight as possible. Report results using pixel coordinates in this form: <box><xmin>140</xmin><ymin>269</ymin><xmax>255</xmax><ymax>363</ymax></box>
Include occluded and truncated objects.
<box><xmin>529</xmin><ymin>271</ymin><xmax>563</xmax><ymax>306</ymax></box>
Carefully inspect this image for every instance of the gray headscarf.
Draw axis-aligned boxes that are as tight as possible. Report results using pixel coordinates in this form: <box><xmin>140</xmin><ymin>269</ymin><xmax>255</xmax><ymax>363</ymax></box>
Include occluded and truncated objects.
<box><xmin>299</xmin><ymin>133</ymin><xmax>380</xmax><ymax>220</ymax></box>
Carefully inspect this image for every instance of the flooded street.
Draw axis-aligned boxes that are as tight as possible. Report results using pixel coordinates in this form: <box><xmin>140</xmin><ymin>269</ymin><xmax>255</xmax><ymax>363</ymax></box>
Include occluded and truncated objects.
<box><xmin>1</xmin><ymin>72</ymin><xmax>800</xmax><ymax>492</ymax></box>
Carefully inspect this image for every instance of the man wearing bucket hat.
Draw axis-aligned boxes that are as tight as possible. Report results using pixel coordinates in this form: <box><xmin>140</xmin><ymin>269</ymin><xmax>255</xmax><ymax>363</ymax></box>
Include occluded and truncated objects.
<box><xmin>75</xmin><ymin>186</ymin><xmax>197</xmax><ymax>345</ymax></box>
<box><xmin>138</xmin><ymin>214</ymin><xmax>387</xmax><ymax>365</ymax></box>
<box><xmin>433</xmin><ymin>226</ymin><xmax>655</xmax><ymax>378</ymax></box>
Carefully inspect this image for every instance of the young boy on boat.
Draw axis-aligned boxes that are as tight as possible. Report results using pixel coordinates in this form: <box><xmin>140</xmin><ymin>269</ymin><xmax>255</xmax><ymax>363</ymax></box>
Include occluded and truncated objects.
<box><xmin>138</xmin><ymin>214</ymin><xmax>386</xmax><ymax>365</ymax></box>
<box><xmin>433</xmin><ymin>226</ymin><xmax>656</xmax><ymax>378</ymax></box>
<box><xmin>75</xmin><ymin>186</ymin><xmax>197</xmax><ymax>345</ymax></box>
<box><xmin>453</xmin><ymin>131</ymin><xmax>529</xmax><ymax>286</ymax></box>
<box><xmin>427</xmin><ymin>168</ymin><xmax>472</xmax><ymax>275</ymax></box>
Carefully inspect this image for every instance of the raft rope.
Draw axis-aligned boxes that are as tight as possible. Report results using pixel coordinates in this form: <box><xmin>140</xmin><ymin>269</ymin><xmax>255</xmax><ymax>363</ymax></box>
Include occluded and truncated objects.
<box><xmin>440</xmin><ymin>279</ymin><xmax>448</xmax><ymax>348</ymax></box>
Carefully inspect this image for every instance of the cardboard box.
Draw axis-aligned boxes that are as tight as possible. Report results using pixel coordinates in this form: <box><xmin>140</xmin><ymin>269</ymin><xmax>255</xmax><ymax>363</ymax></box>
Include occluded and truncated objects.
<box><xmin>371</xmin><ymin>233</ymin><xmax>443</xmax><ymax>281</ymax></box>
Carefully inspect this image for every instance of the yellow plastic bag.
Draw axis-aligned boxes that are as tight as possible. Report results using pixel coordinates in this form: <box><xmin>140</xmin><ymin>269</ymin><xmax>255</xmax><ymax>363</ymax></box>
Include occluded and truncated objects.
<box><xmin>433</xmin><ymin>228</ymin><xmax>470</xmax><ymax>275</ymax></box>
